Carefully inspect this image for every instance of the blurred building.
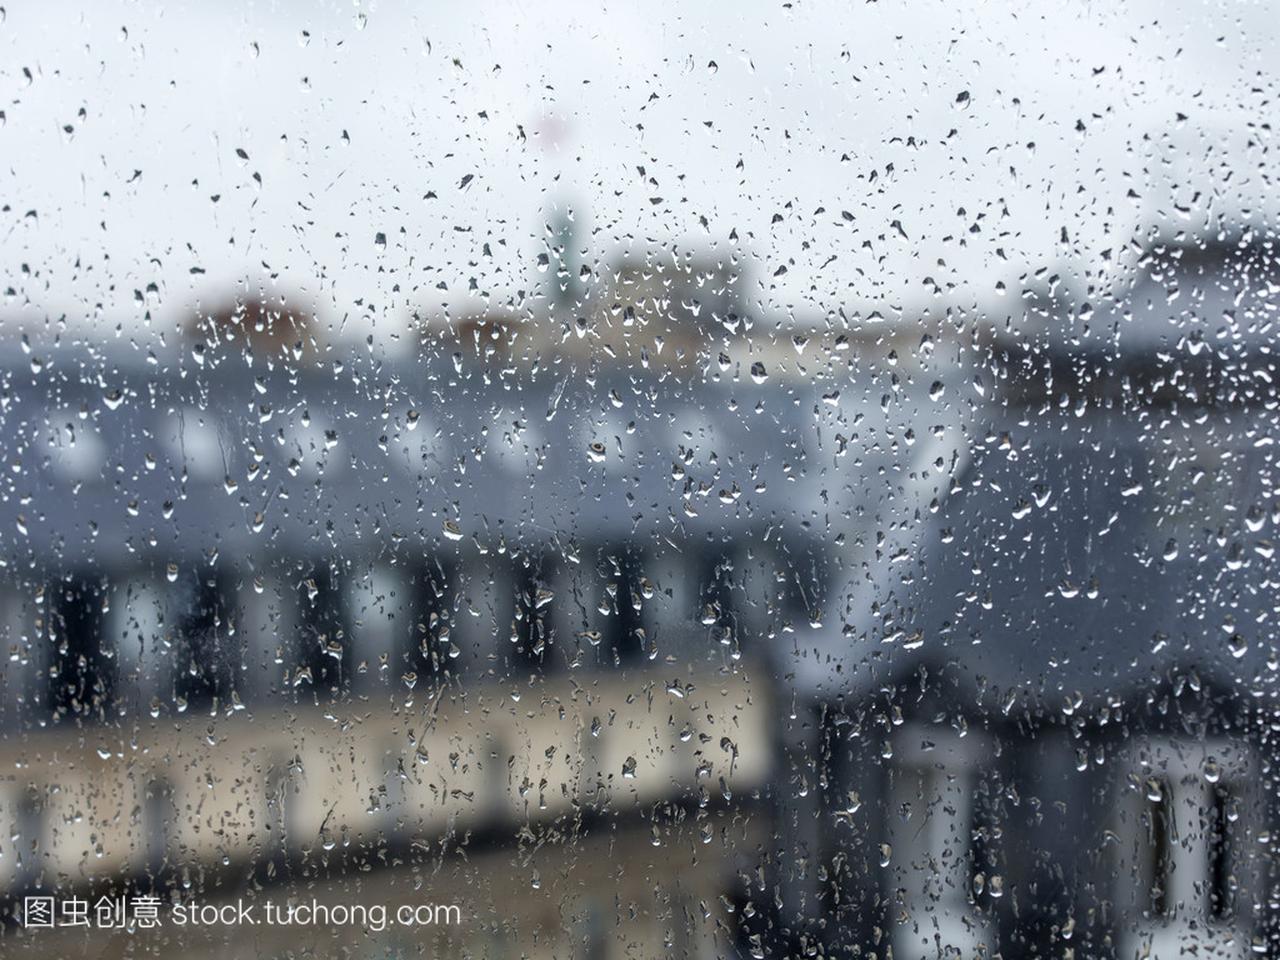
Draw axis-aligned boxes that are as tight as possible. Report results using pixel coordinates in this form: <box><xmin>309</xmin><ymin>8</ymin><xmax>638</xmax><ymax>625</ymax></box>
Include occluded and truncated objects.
<box><xmin>0</xmin><ymin>283</ymin><xmax>809</xmax><ymax>957</ymax></box>
<box><xmin>788</xmin><ymin>235</ymin><xmax>1280</xmax><ymax>960</ymax></box>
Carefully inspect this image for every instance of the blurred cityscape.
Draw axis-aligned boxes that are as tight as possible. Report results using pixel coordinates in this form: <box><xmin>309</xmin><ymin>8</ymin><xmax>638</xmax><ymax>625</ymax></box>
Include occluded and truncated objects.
<box><xmin>0</xmin><ymin>3</ymin><xmax>1279</xmax><ymax>958</ymax></box>
<box><xmin>0</xmin><ymin>218</ymin><xmax>1274</xmax><ymax>960</ymax></box>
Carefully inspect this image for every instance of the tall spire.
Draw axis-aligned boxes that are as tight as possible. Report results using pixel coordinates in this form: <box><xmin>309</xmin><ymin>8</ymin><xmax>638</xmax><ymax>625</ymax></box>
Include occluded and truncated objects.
<box><xmin>544</xmin><ymin>200</ymin><xmax>586</xmax><ymax>311</ymax></box>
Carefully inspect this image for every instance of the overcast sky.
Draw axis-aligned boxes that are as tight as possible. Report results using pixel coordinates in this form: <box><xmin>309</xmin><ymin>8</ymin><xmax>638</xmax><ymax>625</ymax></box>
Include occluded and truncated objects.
<box><xmin>2</xmin><ymin>0</ymin><xmax>1277</xmax><ymax>346</ymax></box>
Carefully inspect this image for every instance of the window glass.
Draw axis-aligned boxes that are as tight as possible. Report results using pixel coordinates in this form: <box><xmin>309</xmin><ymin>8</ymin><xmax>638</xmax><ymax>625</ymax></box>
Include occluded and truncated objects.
<box><xmin>0</xmin><ymin>4</ymin><xmax>1277</xmax><ymax>958</ymax></box>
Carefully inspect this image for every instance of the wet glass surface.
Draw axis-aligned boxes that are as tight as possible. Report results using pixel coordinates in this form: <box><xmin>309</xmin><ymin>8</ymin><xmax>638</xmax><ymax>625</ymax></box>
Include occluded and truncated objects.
<box><xmin>0</xmin><ymin>3</ymin><xmax>1278</xmax><ymax>958</ymax></box>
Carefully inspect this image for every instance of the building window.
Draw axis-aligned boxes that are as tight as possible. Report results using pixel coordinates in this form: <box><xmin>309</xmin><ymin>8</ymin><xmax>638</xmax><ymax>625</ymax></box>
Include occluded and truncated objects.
<box><xmin>48</xmin><ymin>577</ymin><xmax>110</xmax><ymax>720</ymax></box>
<box><xmin>1120</xmin><ymin>739</ymin><xmax>1253</xmax><ymax>941</ymax></box>
<box><xmin>1208</xmin><ymin>786</ymin><xmax>1238</xmax><ymax>922</ymax></box>
<box><xmin>295</xmin><ymin>563</ymin><xmax>346</xmax><ymax>694</ymax></box>
<box><xmin>886</xmin><ymin>727</ymin><xmax>991</xmax><ymax>958</ymax></box>
<box><xmin>172</xmin><ymin>574</ymin><xmax>230</xmax><ymax>709</ymax></box>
